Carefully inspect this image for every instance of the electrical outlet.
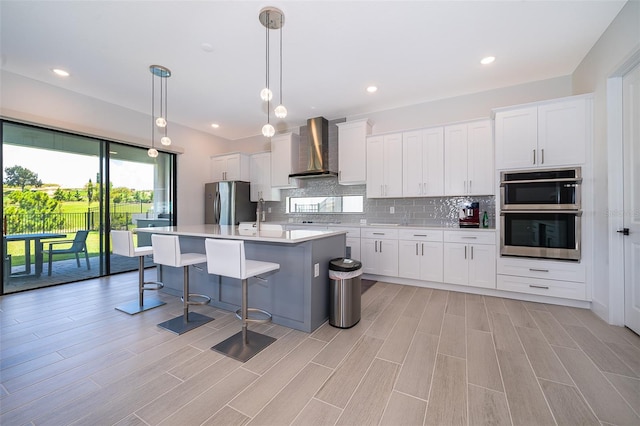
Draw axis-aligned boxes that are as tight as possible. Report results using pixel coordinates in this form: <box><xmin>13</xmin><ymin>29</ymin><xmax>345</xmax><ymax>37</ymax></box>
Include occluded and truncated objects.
<box><xmin>314</xmin><ymin>263</ymin><xmax>319</xmax><ymax>277</ymax></box>
<box><xmin>268</xmin><ymin>207</ymin><xmax>272</xmax><ymax>213</ymax></box>
<box><xmin>390</xmin><ymin>206</ymin><xmax>395</xmax><ymax>214</ymax></box>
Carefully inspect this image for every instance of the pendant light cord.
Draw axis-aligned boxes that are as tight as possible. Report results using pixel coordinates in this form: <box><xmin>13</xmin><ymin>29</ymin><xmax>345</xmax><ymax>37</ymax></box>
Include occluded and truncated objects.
<box><xmin>279</xmin><ymin>18</ymin><xmax>283</xmax><ymax>106</ymax></box>
<box><xmin>151</xmin><ymin>70</ymin><xmax>155</xmax><ymax>149</ymax></box>
<box><xmin>266</xmin><ymin>10</ymin><xmax>270</xmax><ymax>125</ymax></box>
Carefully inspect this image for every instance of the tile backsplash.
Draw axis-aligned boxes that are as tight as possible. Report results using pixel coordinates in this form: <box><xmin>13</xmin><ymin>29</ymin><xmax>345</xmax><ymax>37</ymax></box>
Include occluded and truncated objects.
<box><xmin>265</xmin><ymin>178</ymin><xmax>496</xmax><ymax>228</ymax></box>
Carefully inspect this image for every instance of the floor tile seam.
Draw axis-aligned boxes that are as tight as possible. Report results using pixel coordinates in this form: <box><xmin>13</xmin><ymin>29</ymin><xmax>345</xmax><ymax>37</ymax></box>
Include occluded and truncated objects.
<box><xmin>381</xmin><ymin>318</ymin><xmax>421</xmax><ymax>369</ymax></box>
<box><xmin>485</xmin><ymin>307</ymin><xmax>514</xmax><ymax>426</ymax></box>
<box><xmin>391</xmin><ymin>388</ymin><xmax>428</xmax><ymax>403</ymax></box>
<box><xmin>328</xmin><ymin>350</ymin><xmax>381</xmax><ymax>417</ymax></box>
<box><xmin>467</xmin><ymin>381</ymin><xmax>508</xmax><ymax>396</ymax></box>
<box><xmin>597</xmin><ymin>364</ymin><xmax>640</xmax><ymax>419</ymax></box>
<box><xmin>424</xmin><ymin>297</ymin><xmax>445</xmax><ymax>405</ymax></box>
<box><xmin>547</xmin><ymin>342</ymin><xmax>620</xmax><ymax>424</ymax></box>
<box><xmin>243</xmin><ymin>359</ymin><xmax>332</xmax><ymax>423</ymax></box>
<box><xmin>562</xmin><ymin>324</ymin><xmax>639</xmax><ymax>378</ymax></box>
<box><xmin>288</xmin><ymin>394</ymin><xmax>331</xmax><ymax>426</ymax></box>
<box><xmin>601</xmin><ymin>340</ymin><xmax>640</xmax><ymax>378</ymax></box>
<box><xmin>239</xmin><ymin>333</ymin><xmax>318</xmax><ymax>378</ymax></box>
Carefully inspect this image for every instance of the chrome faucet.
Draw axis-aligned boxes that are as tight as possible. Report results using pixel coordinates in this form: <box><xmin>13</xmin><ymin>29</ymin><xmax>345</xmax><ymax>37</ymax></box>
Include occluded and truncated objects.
<box><xmin>256</xmin><ymin>197</ymin><xmax>265</xmax><ymax>231</ymax></box>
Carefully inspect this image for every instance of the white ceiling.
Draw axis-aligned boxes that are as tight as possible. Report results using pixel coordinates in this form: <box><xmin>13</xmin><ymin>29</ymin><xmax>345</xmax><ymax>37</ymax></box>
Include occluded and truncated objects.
<box><xmin>0</xmin><ymin>0</ymin><xmax>627</xmax><ymax>140</ymax></box>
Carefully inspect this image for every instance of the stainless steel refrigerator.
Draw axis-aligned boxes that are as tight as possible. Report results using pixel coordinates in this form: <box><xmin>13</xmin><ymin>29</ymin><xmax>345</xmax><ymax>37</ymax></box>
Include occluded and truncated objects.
<box><xmin>204</xmin><ymin>181</ymin><xmax>256</xmax><ymax>225</ymax></box>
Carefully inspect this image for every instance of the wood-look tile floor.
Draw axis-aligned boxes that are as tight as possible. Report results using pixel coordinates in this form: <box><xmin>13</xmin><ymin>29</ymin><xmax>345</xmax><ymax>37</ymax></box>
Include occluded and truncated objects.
<box><xmin>1</xmin><ymin>270</ymin><xmax>639</xmax><ymax>426</ymax></box>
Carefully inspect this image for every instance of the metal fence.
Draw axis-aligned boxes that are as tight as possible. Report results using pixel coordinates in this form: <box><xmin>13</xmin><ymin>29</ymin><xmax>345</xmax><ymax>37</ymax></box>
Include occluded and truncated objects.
<box><xmin>4</xmin><ymin>211</ymin><xmax>134</xmax><ymax>234</ymax></box>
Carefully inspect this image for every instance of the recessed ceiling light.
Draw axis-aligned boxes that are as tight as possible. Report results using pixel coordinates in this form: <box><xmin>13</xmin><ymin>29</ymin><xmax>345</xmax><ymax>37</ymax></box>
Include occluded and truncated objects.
<box><xmin>480</xmin><ymin>56</ymin><xmax>495</xmax><ymax>65</ymax></box>
<box><xmin>52</xmin><ymin>68</ymin><xmax>70</xmax><ymax>77</ymax></box>
<box><xmin>366</xmin><ymin>86</ymin><xmax>378</xmax><ymax>93</ymax></box>
<box><xmin>211</xmin><ymin>123</ymin><xmax>220</xmax><ymax>128</ymax></box>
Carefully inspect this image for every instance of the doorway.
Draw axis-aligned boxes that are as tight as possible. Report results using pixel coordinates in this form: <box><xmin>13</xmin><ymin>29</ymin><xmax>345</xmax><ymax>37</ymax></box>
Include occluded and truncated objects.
<box><xmin>622</xmin><ymin>62</ymin><xmax>640</xmax><ymax>334</ymax></box>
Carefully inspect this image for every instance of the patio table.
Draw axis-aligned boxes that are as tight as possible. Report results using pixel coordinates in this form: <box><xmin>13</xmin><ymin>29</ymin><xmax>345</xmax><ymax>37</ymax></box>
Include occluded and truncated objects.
<box><xmin>4</xmin><ymin>233</ymin><xmax>67</xmax><ymax>277</ymax></box>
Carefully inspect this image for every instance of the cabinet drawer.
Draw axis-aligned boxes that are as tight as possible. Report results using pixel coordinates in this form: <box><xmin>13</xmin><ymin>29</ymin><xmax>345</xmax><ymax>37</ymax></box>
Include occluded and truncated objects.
<box><xmin>362</xmin><ymin>228</ymin><xmax>399</xmax><ymax>239</ymax></box>
<box><xmin>497</xmin><ymin>257</ymin><xmax>585</xmax><ymax>283</ymax></box>
<box><xmin>398</xmin><ymin>229</ymin><xmax>443</xmax><ymax>242</ymax></box>
<box><xmin>444</xmin><ymin>230</ymin><xmax>496</xmax><ymax>244</ymax></box>
<box><xmin>497</xmin><ymin>274</ymin><xmax>587</xmax><ymax>301</ymax></box>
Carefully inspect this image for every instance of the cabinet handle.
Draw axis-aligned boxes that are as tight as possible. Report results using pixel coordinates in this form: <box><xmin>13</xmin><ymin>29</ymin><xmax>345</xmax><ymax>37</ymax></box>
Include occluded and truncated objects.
<box><xmin>461</xmin><ymin>236</ymin><xmax>477</xmax><ymax>239</ymax></box>
<box><xmin>529</xmin><ymin>284</ymin><xmax>549</xmax><ymax>289</ymax></box>
<box><xmin>380</xmin><ymin>184</ymin><xmax>383</xmax><ymax>196</ymax></box>
<box><xmin>423</xmin><ymin>182</ymin><xmax>427</xmax><ymax>195</ymax></box>
<box><xmin>529</xmin><ymin>268</ymin><xmax>550</xmax><ymax>273</ymax></box>
<box><xmin>414</xmin><ymin>234</ymin><xmax>427</xmax><ymax>237</ymax></box>
<box><xmin>533</xmin><ymin>149</ymin><xmax>536</xmax><ymax>164</ymax></box>
<box><xmin>373</xmin><ymin>232</ymin><xmax>384</xmax><ymax>235</ymax></box>
<box><xmin>416</xmin><ymin>243</ymin><xmax>419</xmax><ymax>256</ymax></box>
<box><xmin>375</xmin><ymin>240</ymin><xmax>378</xmax><ymax>252</ymax></box>
<box><xmin>464</xmin><ymin>180</ymin><xmax>467</xmax><ymax>193</ymax></box>
<box><xmin>380</xmin><ymin>241</ymin><xmax>383</xmax><ymax>252</ymax></box>
<box><xmin>469</xmin><ymin>180</ymin><xmax>472</xmax><ymax>193</ymax></box>
<box><xmin>422</xmin><ymin>243</ymin><xmax>424</xmax><ymax>256</ymax></box>
<box><xmin>471</xmin><ymin>245</ymin><xmax>474</xmax><ymax>260</ymax></box>
<box><xmin>464</xmin><ymin>246</ymin><xmax>467</xmax><ymax>259</ymax></box>
<box><xmin>541</xmin><ymin>149</ymin><xmax>545</xmax><ymax>164</ymax></box>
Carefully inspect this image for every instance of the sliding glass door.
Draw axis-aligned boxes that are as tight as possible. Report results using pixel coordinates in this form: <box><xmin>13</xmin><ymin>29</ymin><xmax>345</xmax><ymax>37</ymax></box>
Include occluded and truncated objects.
<box><xmin>2</xmin><ymin>121</ymin><xmax>176</xmax><ymax>294</ymax></box>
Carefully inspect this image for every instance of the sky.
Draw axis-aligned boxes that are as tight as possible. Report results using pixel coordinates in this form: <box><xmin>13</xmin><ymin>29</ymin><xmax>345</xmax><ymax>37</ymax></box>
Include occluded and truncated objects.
<box><xmin>2</xmin><ymin>145</ymin><xmax>154</xmax><ymax>190</ymax></box>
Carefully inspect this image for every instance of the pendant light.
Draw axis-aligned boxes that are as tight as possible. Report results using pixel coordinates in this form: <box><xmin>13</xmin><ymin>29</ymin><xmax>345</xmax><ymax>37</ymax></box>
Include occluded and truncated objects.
<box><xmin>148</xmin><ymin>65</ymin><xmax>172</xmax><ymax>158</ymax></box>
<box><xmin>259</xmin><ymin>7</ymin><xmax>285</xmax><ymax>138</ymax></box>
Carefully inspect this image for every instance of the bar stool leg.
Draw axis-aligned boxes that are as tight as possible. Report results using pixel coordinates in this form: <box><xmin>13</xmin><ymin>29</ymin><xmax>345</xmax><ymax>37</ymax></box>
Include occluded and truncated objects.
<box><xmin>242</xmin><ymin>278</ymin><xmax>249</xmax><ymax>344</ymax></box>
<box><xmin>157</xmin><ymin>265</ymin><xmax>213</xmax><ymax>335</ymax></box>
<box><xmin>115</xmin><ymin>256</ymin><xmax>165</xmax><ymax>315</ymax></box>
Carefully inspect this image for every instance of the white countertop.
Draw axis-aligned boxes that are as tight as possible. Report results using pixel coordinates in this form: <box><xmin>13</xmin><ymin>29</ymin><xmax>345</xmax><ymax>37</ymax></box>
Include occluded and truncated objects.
<box><xmin>277</xmin><ymin>222</ymin><xmax>496</xmax><ymax>232</ymax></box>
<box><xmin>135</xmin><ymin>224</ymin><xmax>346</xmax><ymax>244</ymax></box>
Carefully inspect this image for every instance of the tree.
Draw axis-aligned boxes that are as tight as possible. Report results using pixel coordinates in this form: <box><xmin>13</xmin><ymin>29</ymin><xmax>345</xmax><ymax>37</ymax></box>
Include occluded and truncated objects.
<box><xmin>4</xmin><ymin>190</ymin><xmax>65</xmax><ymax>233</ymax></box>
<box><xmin>85</xmin><ymin>179</ymin><xmax>94</xmax><ymax>206</ymax></box>
<box><xmin>4</xmin><ymin>165</ymin><xmax>43</xmax><ymax>191</ymax></box>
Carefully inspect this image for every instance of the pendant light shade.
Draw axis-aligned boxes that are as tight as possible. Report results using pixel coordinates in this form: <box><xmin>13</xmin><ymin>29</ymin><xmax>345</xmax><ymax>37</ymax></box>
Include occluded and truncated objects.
<box><xmin>149</xmin><ymin>64</ymin><xmax>172</xmax><ymax>157</ymax></box>
<box><xmin>259</xmin><ymin>7</ymin><xmax>286</xmax><ymax>137</ymax></box>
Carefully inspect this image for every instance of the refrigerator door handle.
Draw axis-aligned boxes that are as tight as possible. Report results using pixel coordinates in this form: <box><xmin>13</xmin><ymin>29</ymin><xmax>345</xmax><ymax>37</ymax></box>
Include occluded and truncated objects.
<box><xmin>215</xmin><ymin>191</ymin><xmax>221</xmax><ymax>223</ymax></box>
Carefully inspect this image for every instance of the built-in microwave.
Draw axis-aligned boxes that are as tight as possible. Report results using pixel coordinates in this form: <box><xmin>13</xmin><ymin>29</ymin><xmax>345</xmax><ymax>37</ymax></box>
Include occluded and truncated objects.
<box><xmin>500</xmin><ymin>167</ymin><xmax>582</xmax><ymax>211</ymax></box>
<box><xmin>500</xmin><ymin>167</ymin><xmax>582</xmax><ymax>261</ymax></box>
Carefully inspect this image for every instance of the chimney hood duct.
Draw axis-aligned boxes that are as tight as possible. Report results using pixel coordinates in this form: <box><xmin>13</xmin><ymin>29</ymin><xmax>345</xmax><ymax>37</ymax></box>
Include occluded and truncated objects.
<box><xmin>289</xmin><ymin>117</ymin><xmax>338</xmax><ymax>179</ymax></box>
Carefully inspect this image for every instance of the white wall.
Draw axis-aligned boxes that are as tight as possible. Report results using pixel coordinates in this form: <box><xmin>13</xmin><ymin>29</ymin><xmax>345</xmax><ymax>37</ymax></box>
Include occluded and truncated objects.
<box><xmin>572</xmin><ymin>0</ymin><xmax>640</xmax><ymax>322</ymax></box>
<box><xmin>0</xmin><ymin>70</ymin><xmax>231</xmax><ymax>226</ymax></box>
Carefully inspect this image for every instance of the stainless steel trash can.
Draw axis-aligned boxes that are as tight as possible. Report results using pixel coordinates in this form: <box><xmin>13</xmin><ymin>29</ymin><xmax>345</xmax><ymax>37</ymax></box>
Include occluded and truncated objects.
<box><xmin>329</xmin><ymin>258</ymin><xmax>363</xmax><ymax>328</ymax></box>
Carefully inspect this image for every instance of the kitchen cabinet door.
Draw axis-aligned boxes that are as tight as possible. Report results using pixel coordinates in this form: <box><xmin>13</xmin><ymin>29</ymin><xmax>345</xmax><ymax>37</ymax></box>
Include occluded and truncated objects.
<box><xmin>398</xmin><ymin>239</ymin><xmax>421</xmax><ymax>279</ymax></box>
<box><xmin>494</xmin><ymin>107</ymin><xmax>538</xmax><ymax>170</ymax></box>
<box><xmin>443</xmin><ymin>242</ymin><xmax>469</xmax><ymax>285</ymax></box>
<box><xmin>467</xmin><ymin>120</ymin><xmax>493</xmax><ymax>195</ymax></box>
<box><xmin>402</xmin><ymin>130</ymin><xmax>424</xmax><ymax>197</ymax></box>
<box><xmin>361</xmin><ymin>238</ymin><xmax>379</xmax><ymax>274</ymax></box>
<box><xmin>366</xmin><ymin>135</ymin><xmax>384</xmax><ymax>198</ymax></box>
<box><xmin>337</xmin><ymin>119</ymin><xmax>371</xmax><ymax>185</ymax></box>
<box><xmin>538</xmin><ymin>98</ymin><xmax>587</xmax><ymax>167</ymax></box>
<box><xmin>210</xmin><ymin>153</ymin><xmax>250</xmax><ymax>182</ymax></box>
<box><xmin>366</xmin><ymin>133</ymin><xmax>402</xmax><ymax>198</ymax></box>
<box><xmin>468</xmin><ymin>243</ymin><xmax>496</xmax><ymax>288</ymax></box>
<box><xmin>361</xmin><ymin>237</ymin><xmax>398</xmax><ymax>276</ymax></box>
<box><xmin>422</xmin><ymin>127</ymin><xmax>445</xmax><ymax>196</ymax></box>
<box><xmin>444</xmin><ymin>124</ymin><xmax>468</xmax><ymax>196</ymax></box>
<box><xmin>419</xmin><ymin>241</ymin><xmax>444</xmax><ymax>282</ymax></box>
<box><xmin>270</xmin><ymin>132</ymin><xmax>300</xmax><ymax>188</ymax></box>
<box><xmin>249</xmin><ymin>152</ymin><xmax>280</xmax><ymax>202</ymax></box>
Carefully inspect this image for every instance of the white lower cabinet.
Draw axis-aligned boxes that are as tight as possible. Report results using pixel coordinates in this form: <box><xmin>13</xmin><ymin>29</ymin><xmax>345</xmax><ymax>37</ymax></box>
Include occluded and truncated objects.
<box><xmin>361</xmin><ymin>228</ymin><xmax>399</xmax><ymax>276</ymax></box>
<box><xmin>398</xmin><ymin>229</ymin><xmax>443</xmax><ymax>282</ymax></box>
<box><xmin>497</xmin><ymin>257</ymin><xmax>587</xmax><ymax>300</ymax></box>
<box><xmin>443</xmin><ymin>231</ymin><xmax>496</xmax><ymax>289</ymax></box>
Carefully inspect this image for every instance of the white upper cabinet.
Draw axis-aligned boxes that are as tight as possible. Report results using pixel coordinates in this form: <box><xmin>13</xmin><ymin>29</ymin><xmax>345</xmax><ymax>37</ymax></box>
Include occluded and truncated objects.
<box><xmin>402</xmin><ymin>127</ymin><xmax>444</xmax><ymax>197</ymax></box>
<box><xmin>444</xmin><ymin>120</ymin><xmax>493</xmax><ymax>196</ymax></box>
<box><xmin>495</xmin><ymin>97</ymin><xmax>588</xmax><ymax>170</ymax></box>
<box><xmin>366</xmin><ymin>133</ymin><xmax>403</xmax><ymax>198</ymax></box>
<box><xmin>337</xmin><ymin>119</ymin><xmax>372</xmax><ymax>185</ymax></box>
<box><xmin>249</xmin><ymin>152</ymin><xmax>280</xmax><ymax>202</ymax></box>
<box><xmin>210</xmin><ymin>153</ymin><xmax>250</xmax><ymax>182</ymax></box>
<box><xmin>270</xmin><ymin>132</ymin><xmax>300</xmax><ymax>188</ymax></box>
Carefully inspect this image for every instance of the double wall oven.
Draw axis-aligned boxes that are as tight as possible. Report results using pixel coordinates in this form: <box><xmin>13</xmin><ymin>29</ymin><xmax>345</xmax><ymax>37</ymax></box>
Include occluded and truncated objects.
<box><xmin>500</xmin><ymin>167</ymin><xmax>582</xmax><ymax>261</ymax></box>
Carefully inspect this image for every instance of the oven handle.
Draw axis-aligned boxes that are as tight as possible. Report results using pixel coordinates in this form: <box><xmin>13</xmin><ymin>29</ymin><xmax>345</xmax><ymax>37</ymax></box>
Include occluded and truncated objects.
<box><xmin>500</xmin><ymin>177</ymin><xmax>582</xmax><ymax>186</ymax></box>
<box><xmin>500</xmin><ymin>210</ymin><xmax>583</xmax><ymax>215</ymax></box>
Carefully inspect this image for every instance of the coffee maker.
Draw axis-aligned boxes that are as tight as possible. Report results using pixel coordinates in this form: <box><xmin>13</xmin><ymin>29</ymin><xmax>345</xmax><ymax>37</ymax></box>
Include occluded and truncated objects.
<box><xmin>459</xmin><ymin>202</ymin><xmax>480</xmax><ymax>228</ymax></box>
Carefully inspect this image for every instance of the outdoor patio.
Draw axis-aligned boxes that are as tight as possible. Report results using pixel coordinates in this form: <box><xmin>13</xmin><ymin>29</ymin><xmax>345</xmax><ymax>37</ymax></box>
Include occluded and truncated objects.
<box><xmin>4</xmin><ymin>255</ymin><xmax>153</xmax><ymax>293</ymax></box>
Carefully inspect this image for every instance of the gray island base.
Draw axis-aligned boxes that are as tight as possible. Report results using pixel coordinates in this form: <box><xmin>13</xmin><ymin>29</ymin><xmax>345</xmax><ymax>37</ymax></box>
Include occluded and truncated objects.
<box><xmin>136</xmin><ymin>225</ymin><xmax>347</xmax><ymax>333</ymax></box>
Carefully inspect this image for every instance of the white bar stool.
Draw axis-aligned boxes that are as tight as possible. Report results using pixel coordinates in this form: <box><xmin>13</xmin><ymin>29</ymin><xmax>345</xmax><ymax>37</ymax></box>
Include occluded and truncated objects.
<box><xmin>112</xmin><ymin>230</ymin><xmax>165</xmax><ymax>314</ymax></box>
<box><xmin>205</xmin><ymin>238</ymin><xmax>280</xmax><ymax>362</ymax></box>
<box><xmin>152</xmin><ymin>234</ymin><xmax>213</xmax><ymax>334</ymax></box>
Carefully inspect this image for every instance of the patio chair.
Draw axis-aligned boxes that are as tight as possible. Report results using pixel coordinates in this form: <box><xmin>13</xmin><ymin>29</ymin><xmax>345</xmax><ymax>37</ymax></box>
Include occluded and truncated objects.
<box><xmin>47</xmin><ymin>230</ymin><xmax>90</xmax><ymax>275</ymax></box>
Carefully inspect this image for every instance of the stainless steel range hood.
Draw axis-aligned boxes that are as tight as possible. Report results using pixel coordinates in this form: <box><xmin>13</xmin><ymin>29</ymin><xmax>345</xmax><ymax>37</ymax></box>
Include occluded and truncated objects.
<box><xmin>289</xmin><ymin>117</ymin><xmax>338</xmax><ymax>179</ymax></box>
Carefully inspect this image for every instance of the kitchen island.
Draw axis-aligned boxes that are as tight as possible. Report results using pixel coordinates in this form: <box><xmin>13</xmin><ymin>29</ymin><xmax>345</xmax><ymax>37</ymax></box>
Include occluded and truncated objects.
<box><xmin>136</xmin><ymin>225</ymin><xmax>347</xmax><ymax>332</ymax></box>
